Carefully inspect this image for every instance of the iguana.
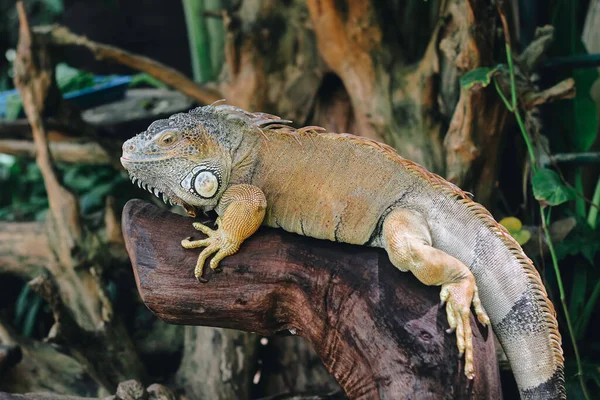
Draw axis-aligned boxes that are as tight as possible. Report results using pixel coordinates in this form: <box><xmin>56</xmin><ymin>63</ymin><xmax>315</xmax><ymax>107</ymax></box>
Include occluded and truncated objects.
<box><xmin>120</xmin><ymin>102</ymin><xmax>564</xmax><ymax>399</ymax></box>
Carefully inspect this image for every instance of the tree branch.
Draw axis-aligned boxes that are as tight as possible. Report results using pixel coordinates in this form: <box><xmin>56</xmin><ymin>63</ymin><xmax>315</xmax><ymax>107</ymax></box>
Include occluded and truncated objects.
<box><xmin>9</xmin><ymin>3</ymin><xmax>147</xmax><ymax>390</ymax></box>
<box><xmin>0</xmin><ymin>222</ymin><xmax>48</xmax><ymax>280</ymax></box>
<box><xmin>34</xmin><ymin>25</ymin><xmax>223</xmax><ymax>105</ymax></box>
<box><xmin>122</xmin><ymin>200</ymin><xmax>502</xmax><ymax>400</ymax></box>
<box><xmin>0</xmin><ymin>139</ymin><xmax>111</xmax><ymax>165</ymax></box>
<box><xmin>14</xmin><ymin>2</ymin><xmax>83</xmax><ymax>268</ymax></box>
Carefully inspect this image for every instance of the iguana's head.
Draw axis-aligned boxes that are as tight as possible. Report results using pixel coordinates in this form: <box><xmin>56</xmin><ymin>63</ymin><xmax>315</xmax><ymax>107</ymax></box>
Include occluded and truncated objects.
<box><xmin>120</xmin><ymin>106</ymin><xmax>234</xmax><ymax>215</ymax></box>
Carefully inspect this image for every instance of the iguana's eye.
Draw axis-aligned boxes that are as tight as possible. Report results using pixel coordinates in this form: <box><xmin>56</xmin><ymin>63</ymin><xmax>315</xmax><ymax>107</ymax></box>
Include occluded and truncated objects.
<box><xmin>157</xmin><ymin>131</ymin><xmax>179</xmax><ymax>147</ymax></box>
<box><xmin>194</xmin><ymin>171</ymin><xmax>219</xmax><ymax>198</ymax></box>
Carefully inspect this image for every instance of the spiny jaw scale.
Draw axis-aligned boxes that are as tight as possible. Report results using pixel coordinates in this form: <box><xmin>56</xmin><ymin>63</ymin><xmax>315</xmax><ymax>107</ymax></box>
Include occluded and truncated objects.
<box><xmin>130</xmin><ymin>175</ymin><xmax>172</xmax><ymax>205</ymax></box>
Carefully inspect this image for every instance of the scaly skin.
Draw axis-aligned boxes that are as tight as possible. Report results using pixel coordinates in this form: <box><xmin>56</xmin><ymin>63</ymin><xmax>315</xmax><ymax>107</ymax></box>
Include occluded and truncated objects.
<box><xmin>121</xmin><ymin>103</ymin><xmax>565</xmax><ymax>399</ymax></box>
<box><xmin>181</xmin><ymin>184</ymin><xmax>266</xmax><ymax>282</ymax></box>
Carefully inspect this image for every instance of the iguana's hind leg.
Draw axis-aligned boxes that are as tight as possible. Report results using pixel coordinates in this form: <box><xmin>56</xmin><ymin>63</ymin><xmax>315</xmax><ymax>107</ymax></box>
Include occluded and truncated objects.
<box><xmin>381</xmin><ymin>208</ymin><xmax>490</xmax><ymax>379</ymax></box>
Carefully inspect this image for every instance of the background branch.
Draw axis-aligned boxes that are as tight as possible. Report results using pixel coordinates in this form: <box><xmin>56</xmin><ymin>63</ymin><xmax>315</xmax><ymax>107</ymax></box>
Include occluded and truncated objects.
<box><xmin>34</xmin><ymin>25</ymin><xmax>223</xmax><ymax>105</ymax></box>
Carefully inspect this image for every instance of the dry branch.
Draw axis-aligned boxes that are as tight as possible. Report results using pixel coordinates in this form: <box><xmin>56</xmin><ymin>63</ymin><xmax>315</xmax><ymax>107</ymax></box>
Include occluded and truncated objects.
<box><xmin>10</xmin><ymin>3</ymin><xmax>146</xmax><ymax>390</ymax></box>
<box><xmin>34</xmin><ymin>25</ymin><xmax>222</xmax><ymax>105</ymax></box>
<box><xmin>0</xmin><ymin>222</ymin><xmax>48</xmax><ymax>279</ymax></box>
<box><xmin>123</xmin><ymin>200</ymin><xmax>502</xmax><ymax>400</ymax></box>
<box><xmin>518</xmin><ymin>25</ymin><xmax>556</xmax><ymax>71</ymax></box>
<box><xmin>522</xmin><ymin>78</ymin><xmax>576</xmax><ymax>109</ymax></box>
<box><xmin>0</xmin><ymin>139</ymin><xmax>111</xmax><ymax>165</ymax></box>
<box><xmin>14</xmin><ymin>2</ymin><xmax>82</xmax><ymax>267</ymax></box>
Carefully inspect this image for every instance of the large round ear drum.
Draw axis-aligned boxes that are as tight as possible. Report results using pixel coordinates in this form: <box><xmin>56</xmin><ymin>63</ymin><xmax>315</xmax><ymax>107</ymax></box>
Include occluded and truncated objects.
<box><xmin>194</xmin><ymin>170</ymin><xmax>219</xmax><ymax>198</ymax></box>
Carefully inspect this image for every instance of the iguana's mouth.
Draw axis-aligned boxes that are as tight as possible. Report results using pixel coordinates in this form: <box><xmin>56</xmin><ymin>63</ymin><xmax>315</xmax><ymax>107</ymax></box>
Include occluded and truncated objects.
<box><xmin>129</xmin><ymin>174</ymin><xmax>172</xmax><ymax>205</ymax></box>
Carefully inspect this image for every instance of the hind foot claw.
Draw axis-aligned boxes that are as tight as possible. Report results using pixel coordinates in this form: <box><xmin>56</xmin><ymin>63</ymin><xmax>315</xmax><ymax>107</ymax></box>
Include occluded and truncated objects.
<box><xmin>440</xmin><ymin>278</ymin><xmax>490</xmax><ymax>379</ymax></box>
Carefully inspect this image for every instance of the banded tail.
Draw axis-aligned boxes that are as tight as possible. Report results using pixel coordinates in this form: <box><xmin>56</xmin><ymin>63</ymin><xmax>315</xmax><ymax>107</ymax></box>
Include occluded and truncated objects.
<box><xmin>404</xmin><ymin>161</ymin><xmax>566</xmax><ymax>399</ymax></box>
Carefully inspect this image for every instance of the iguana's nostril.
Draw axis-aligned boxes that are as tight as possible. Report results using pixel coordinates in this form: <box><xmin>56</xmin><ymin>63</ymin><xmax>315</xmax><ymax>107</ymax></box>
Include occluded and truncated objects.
<box><xmin>123</xmin><ymin>141</ymin><xmax>135</xmax><ymax>152</ymax></box>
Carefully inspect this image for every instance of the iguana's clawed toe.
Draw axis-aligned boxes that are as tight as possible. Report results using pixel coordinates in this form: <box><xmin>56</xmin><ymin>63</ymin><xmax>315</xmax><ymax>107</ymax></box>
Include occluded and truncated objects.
<box><xmin>192</xmin><ymin>222</ymin><xmax>214</xmax><ymax>234</ymax></box>
<box><xmin>440</xmin><ymin>280</ymin><xmax>479</xmax><ymax>380</ymax></box>
<box><xmin>472</xmin><ymin>286</ymin><xmax>490</xmax><ymax>326</ymax></box>
<box><xmin>183</xmin><ymin>221</ymin><xmax>242</xmax><ymax>282</ymax></box>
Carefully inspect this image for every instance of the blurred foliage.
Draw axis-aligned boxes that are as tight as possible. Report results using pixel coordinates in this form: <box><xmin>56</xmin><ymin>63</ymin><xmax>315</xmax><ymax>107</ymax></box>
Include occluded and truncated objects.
<box><xmin>460</xmin><ymin>1</ymin><xmax>600</xmax><ymax>396</ymax></box>
<box><xmin>55</xmin><ymin>63</ymin><xmax>98</xmax><ymax>93</ymax></box>
<box><xmin>3</xmin><ymin>63</ymin><xmax>102</xmax><ymax>121</ymax></box>
<box><xmin>182</xmin><ymin>0</ymin><xmax>224</xmax><ymax>82</ymax></box>
<box><xmin>542</xmin><ymin>1</ymin><xmax>600</xmax><ymax>396</ymax></box>
<box><xmin>548</xmin><ymin>0</ymin><xmax>599</xmax><ymax>153</ymax></box>
<box><xmin>3</xmin><ymin>65</ymin><xmax>166</xmax><ymax>121</ymax></box>
<box><xmin>14</xmin><ymin>284</ymin><xmax>45</xmax><ymax>338</ymax></box>
<box><xmin>129</xmin><ymin>72</ymin><xmax>168</xmax><ymax>89</ymax></box>
<box><xmin>0</xmin><ymin>154</ymin><xmax>49</xmax><ymax>221</ymax></box>
<box><xmin>0</xmin><ymin>154</ymin><xmax>163</xmax><ymax>222</ymax></box>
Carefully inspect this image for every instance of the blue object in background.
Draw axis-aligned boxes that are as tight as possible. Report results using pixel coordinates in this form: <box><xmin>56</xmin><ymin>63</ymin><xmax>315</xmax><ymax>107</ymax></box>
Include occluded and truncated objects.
<box><xmin>0</xmin><ymin>75</ymin><xmax>132</xmax><ymax>119</ymax></box>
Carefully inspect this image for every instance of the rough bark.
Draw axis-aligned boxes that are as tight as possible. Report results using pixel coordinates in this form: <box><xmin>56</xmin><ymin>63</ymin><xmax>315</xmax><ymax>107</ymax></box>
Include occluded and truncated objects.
<box><xmin>176</xmin><ymin>327</ymin><xmax>258</xmax><ymax>400</ymax></box>
<box><xmin>0</xmin><ymin>139</ymin><xmax>111</xmax><ymax>164</ymax></box>
<box><xmin>123</xmin><ymin>199</ymin><xmax>502</xmax><ymax>400</ymax></box>
<box><xmin>0</xmin><ymin>222</ymin><xmax>47</xmax><ymax>279</ymax></box>
<box><xmin>257</xmin><ymin>336</ymin><xmax>341</xmax><ymax>397</ymax></box>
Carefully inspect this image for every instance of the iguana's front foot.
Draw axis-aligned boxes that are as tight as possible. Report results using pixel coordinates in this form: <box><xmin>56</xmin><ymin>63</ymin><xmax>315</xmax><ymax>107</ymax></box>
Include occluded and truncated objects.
<box><xmin>440</xmin><ymin>278</ymin><xmax>490</xmax><ymax>379</ymax></box>
<box><xmin>181</xmin><ymin>218</ymin><xmax>240</xmax><ymax>282</ymax></box>
<box><xmin>181</xmin><ymin>184</ymin><xmax>267</xmax><ymax>283</ymax></box>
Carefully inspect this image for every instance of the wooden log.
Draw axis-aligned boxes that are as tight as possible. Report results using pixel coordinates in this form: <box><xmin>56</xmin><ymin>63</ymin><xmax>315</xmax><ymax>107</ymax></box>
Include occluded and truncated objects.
<box><xmin>122</xmin><ymin>200</ymin><xmax>502</xmax><ymax>400</ymax></box>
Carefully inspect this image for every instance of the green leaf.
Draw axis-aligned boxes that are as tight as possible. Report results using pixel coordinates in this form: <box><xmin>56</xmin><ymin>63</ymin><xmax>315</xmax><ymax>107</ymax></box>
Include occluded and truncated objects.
<box><xmin>569</xmin><ymin>267</ymin><xmax>587</xmax><ymax>322</ymax></box>
<box><xmin>80</xmin><ymin>181</ymin><xmax>118</xmax><ymax>214</ymax></box>
<box><xmin>546</xmin><ymin>1</ymin><xmax>599</xmax><ymax>153</ymax></box>
<box><xmin>460</xmin><ymin>66</ymin><xmax>502</xmax><ymax>90</ymax></box>
<box><xmin>575</xmin><ymin>280</ymin><xmax>600</xmax><ymax>339</ymax></box>
<box><xmin>14</xmin><ymin>284</ymin><xmax>31</xmax><ymax>326</ymax></box>
<box><xmin>55</xmin><ymin>63</ymin><xmax>97</xmax><ymax>94</ymax></box>
<box><xmin>43</xmin><ymin>0</ymin><xmax>64</xmax><ymax>15</ymax></box>
<box><xmin>554</xmin><ymin>216</ymin><xmax>600</xmax><ymax>264</ymax></box>
<box><xmin>129</xmin><ymin>73</ymin><xmax>168</xmax><ymax>89</ymax></box>
<box><xmin>23</xmin><ymin>295</ymin><xmax>42</xmax><ymax>337</ymax></box>
<box><xmin>512</xmin><ymin>230</ymin><xmax>532</xmax><ymax>246</ymax></box>
<box><xmin>532</xmin><ymin>168</ymin><xmax>576</xmax><ymax>206</ymax></box>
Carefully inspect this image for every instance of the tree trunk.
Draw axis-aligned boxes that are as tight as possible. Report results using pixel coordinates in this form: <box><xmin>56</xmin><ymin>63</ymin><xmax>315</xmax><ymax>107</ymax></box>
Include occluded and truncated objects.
<box><xmin>176</xmin><ymin>327</ymin><xmax>258</xmax><ymax>400</ymax></box>
<box><xmin>217</xmin><ymin>0</ymin><xmax>510</xmax><ymax>206</ymax></box>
